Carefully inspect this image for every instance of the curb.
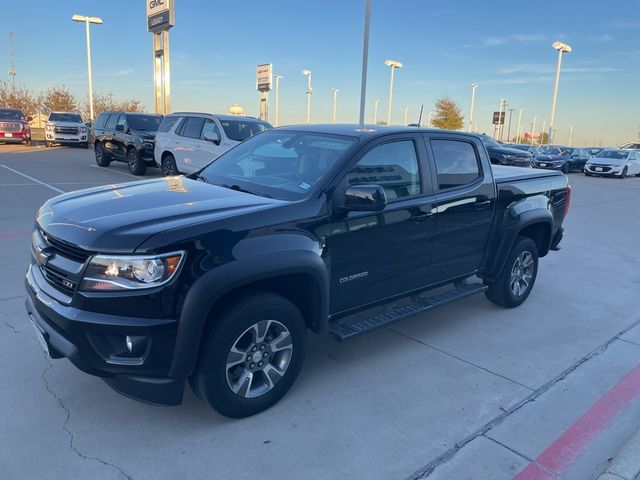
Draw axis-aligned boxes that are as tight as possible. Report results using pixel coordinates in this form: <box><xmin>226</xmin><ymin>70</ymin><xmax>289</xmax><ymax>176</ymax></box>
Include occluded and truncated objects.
<box><xmin>597</xmin><ymin>428</ymin><xmax>640</xmax><ymax>480</ymax></box>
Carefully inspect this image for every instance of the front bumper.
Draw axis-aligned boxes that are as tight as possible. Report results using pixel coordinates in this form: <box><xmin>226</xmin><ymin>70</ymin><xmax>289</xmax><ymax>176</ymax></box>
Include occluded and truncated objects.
<box><xmin>45</xmin><ymin>133</ymin><xmax>87</xmax><ymax>144</ymax></box>
<box><xmin>0</xmin><ymin>132</ymin><xmax>30</xmax><ymax>143</ymax></box>
<box><xmin>584</xmin><ymin>164</ymin><xmax>624</xmax><ymax>176</ymax></box>
<box><xmin>24</xmin><ymin>264</ymin><xmax>185</xmax><ymax>405</ymax></box>
<box><xmin>533</xmin><ymin>162</ymin><xmax>564</xmax><ymax>170</ymax></box>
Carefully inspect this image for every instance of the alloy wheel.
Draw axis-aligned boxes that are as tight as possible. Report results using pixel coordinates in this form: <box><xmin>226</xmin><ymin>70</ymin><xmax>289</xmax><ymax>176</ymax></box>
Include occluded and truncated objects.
<box><xmin>509</xmin><ymin>251</ymin><xmax>534</xmax><ymax>297</ymax></box>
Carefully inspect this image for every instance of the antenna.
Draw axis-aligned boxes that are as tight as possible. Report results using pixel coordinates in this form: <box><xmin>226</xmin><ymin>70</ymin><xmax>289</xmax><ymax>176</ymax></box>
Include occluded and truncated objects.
<box><xmin>8</xmin><ymin>32</ymin><xmax>16</xmax><ymax>88</ymax></box>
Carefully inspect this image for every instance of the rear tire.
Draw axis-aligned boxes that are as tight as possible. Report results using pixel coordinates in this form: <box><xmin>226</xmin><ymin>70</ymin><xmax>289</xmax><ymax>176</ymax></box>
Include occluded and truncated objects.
<box><xmin>161</xmin><ymin>153</ymin><xmax>179</xmax><ymax>176</ymax></box>
<box><xmin>94</xmin><ymin>143</ymin><xmax>111</xmax><ymax>167</ymax></box>
<box><xmin>127</xmin><ymin>148</ymin><xmax>147</xmax><ymax>176</ymax></box>
<box><xmin>485</xmin><ymin>236</ymin><xmax>539</xmax><ymax>308</ymax></box>
<box><xmin>190</xmin><ymin>291</ymin><xmax>307</xmax><ymax>418</ymax></box>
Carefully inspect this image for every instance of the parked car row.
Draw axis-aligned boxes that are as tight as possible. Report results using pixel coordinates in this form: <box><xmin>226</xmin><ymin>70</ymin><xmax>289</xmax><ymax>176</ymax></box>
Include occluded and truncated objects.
<box><xmin>91</xmin><ymin>110</ymin><xmax>272</xmax><ymax>176</ymax></box>
<box><xmin>584</xmin><ymin>149</ymin><xmax>640</xmax><ymax>178</ymax></box>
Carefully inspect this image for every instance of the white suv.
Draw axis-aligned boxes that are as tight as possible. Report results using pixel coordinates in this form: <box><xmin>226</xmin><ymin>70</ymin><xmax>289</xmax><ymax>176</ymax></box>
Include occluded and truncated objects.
<box><xmin>154</xmin><ymin>113</ymin><xmax>272</xmax><ymax>176</ymax></box>
<box><xmin>45</xmin><ymin>111</ymin><xmax>89</xmax><ymax>148</ymax></box>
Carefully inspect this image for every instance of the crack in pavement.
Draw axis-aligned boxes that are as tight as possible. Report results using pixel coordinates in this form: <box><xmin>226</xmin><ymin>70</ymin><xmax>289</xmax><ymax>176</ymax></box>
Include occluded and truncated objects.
<box><xmin>407</xmin><ymin>315</ymin><xmax>640</xmax><ymax>479</ymax></box>
<box><xmin>40</xmin><ymin>356</ymin><xmax>134</xmax><ymax>480</ymax></box>
<box><xmin>4</xmin><ymin>320</ymin><xmax>27</xmax><ymax>334</ymax></box>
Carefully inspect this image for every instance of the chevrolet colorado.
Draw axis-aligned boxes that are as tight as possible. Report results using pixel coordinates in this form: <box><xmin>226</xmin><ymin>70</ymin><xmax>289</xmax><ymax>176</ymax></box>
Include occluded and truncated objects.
<box><xmin>25</xmin><ymin>125</ymin><xmax>570</xmax><ymax>418</ymax></box>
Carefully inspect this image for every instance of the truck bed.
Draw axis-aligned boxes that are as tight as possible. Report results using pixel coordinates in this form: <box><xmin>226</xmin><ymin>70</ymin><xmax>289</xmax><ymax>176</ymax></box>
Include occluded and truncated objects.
<box><xmin>492</xmin><ymin>165</ymin><xmax>562</xmax><ymax>183</ymax></box>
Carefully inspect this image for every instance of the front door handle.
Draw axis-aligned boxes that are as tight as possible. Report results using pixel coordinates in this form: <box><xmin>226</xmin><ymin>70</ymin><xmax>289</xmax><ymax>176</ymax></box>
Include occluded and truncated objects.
<box><xmin>475</xmin><ymin>200</ymin><xmax>491</xmax><ymax>210</ymax></box>
<box><xmin>411</xmin><ymin>212</ymin><xmax>434</xmax><ymax>223</ymax></box>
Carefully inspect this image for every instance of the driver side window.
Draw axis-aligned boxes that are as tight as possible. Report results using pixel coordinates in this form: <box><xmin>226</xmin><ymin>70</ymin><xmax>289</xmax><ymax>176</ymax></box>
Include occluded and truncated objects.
<box><xmin>201</xmin><ymin>118</ymin><xmax>221</xmax><ymax>141</ymax></box>
<box><xmin>347</xmin><ymin>140</ymin><xmax>421</xmax><ymax>201</ymax></box>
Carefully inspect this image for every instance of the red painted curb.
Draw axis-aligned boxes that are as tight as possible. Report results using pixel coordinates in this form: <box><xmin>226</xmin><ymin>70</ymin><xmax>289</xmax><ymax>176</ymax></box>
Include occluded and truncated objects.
<box><xmin>514</xmin><ymin>363</ymin><xmax>640</xmax><ymax>479</ymax></box>
<box><xmin>0</xmin><ymin>231</ymin><xmax>31</xmax><ymax>239</ymax></box>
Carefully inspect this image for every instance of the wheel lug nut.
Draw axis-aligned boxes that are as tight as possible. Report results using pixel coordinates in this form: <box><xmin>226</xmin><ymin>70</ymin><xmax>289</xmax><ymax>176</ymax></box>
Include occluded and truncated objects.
<box><xmin>263</xmin><ymin>352</ymin><xmax>268</xmax><ymax>357</ymax></box>
<box><xmin>258</xmin><ymin>361</ymin><xmax>263</xmax><ymax>367</ymax></box>
<box><xmin>252</xmin><ymin>346</ymin><xmax>257</xmax><ymax>352</ymax></box>
<box><xmin>260</xmin><ymin>345</ymin><xmax>265</xmax><ymax>350</ymax></box>
<box><xmin>250</xmin><ymin>363</ymin><xmax>255</xmax><ymax>368</ymax></box>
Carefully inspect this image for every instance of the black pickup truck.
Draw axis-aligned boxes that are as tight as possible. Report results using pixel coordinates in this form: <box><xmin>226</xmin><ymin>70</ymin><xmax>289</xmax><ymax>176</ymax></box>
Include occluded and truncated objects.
<box><xmin>25</xmin><ymin>125</ymin><xmax>570</xmax><ymax>418</ymax></box>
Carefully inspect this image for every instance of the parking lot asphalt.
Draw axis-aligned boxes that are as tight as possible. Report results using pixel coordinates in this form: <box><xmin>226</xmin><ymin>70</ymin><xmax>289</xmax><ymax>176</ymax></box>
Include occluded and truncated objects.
<box><xmin>1</xmin><ymin>145</ymin><xmax>640</xmax><ymax>480</ymax></box>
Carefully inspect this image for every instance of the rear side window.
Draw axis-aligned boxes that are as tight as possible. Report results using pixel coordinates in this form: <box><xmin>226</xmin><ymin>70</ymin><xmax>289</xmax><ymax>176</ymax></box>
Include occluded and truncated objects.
<box><xmin>431</xmin><ymin>139</ymin><xmax>481</xmax><ymax>190</ymax></box>
<box><xmin>158</xmin><ymin>116</ymin><xmax>182</xmax><ymax>133</ymax></box>
<box><xmin>116</xmin><ymin>115</ymin><xmax>126</xmax><ymax>130</ymax></box>
<box><xmin>94</xmin><ymin>113</ymin><xmax>108</xmax><ymax>129</ymax></box>
<box><xmin>180</xmin><ymin>117</ymin><xmax>205</xmax><ymax>138</ymax></box>
<box><xmin>105</xmin><ymin>114</ymin><xmax>118</xmax><ymax>130</ymax></box>
<box><xmin>347</xmin><ymin>140</ymin><xmax>421</xmax><ymax>201</ymax></box>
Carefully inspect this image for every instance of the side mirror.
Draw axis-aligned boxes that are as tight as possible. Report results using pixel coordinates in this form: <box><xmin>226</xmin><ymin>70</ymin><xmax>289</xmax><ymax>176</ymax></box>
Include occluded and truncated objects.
<box><xmin>343</xmin><ymin>184</ymin><xmax>387</xmax><ymax>212</ymax></box>
<box><xmin>85</xmin><ymin>121</ymin><xmax>92</xmax><ymax>128</ymax></box>
<box><xmin>115</xmin><ymin>124</ymin><xmax>124</xmax><ymax>132</ymax></box>
<box><xmin>26</xmin><ymin>115</ymin><xmax>33</xmax><ymax>122</ymax></box>
<box><xmin>204</xmin><ymin>132</ymin><xmax>221</xmax><ymax>145</ymax></box>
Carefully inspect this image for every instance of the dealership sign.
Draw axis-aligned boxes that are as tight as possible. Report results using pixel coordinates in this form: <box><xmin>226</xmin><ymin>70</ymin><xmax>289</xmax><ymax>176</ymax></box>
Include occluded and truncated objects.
<box><xmin>256</xmin><ymin>64</ymin><xmax>272</xmax><ymax>92</ymax></box>
<box><xmin>492</xmin><ymin>111</ymin><xmax>505</xmax><ymax>125</ymax></box>
<box><xmin>147</xmin><ymin>0</ymin><xmax>174</xmax><ymax>32</ymax></box>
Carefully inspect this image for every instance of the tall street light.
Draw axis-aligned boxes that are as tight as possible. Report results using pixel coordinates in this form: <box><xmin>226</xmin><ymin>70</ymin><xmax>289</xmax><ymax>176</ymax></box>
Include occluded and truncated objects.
<box><xmin>302</xmin><ymin>69</ymin><xmax>312</xmax><ymax>124</ymax></box>
<box><xmin>516</xmin><ymin>109</ymin><xmax>523</xmax><ymax>142</ymax></box>
<box><xmin>384</xmin><ymin>59</ymin><xmax>403</xmax><ymax>125</ymax></box>
<box><xmin>468</xmin><ymin>83</ymin><xmax>478</xmax><ymax>132</ymax></box>
<box><xmin>373</xmin><ymin>98</ymin><xmax>380</xmax><ymax>124</ymax></box>
<box><xmin>403</xmin><ymin>105</ymin><xmax>410</xmax><ymax>125</ymax></box>
<box><xmin>427</xmin><ymin>111</ymin><xmax>433</xmax><ymax>128</ymax></box>
<box><xmin>72</xmin><ymin>15</ymin><xmax>102</xmax><ymax>120</ymax></box>
<box><xmin>568</xmin><ymin>125</ymin><xmax>574</xmax><ymax>146</ymax></box>
<box><xmin>331</xmin><ymin>88</ymin><xmax>339</xmax><ymax>123</ymax></box>
<box><xmin>274</xmin><ymin>75</ymin><xmax>283</xmax><ymax>127</ymax></box>
<box><xmin>548</xmin><ymin>41</ymin><xmax>572</xmax><ymax>143</ymax></box>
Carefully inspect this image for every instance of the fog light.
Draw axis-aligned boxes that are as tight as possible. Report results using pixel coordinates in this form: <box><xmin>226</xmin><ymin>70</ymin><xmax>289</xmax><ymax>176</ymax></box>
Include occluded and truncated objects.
<box><xmin>125</xmin><ymin>335</ymin><xmax>147</xmax><ymax>355</ymax></box>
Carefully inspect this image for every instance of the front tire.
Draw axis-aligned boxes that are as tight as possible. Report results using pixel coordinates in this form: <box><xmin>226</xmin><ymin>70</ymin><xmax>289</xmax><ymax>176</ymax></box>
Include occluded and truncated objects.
<box><xmin>45</xmin><ymin>141</ymin><xmax>52</xmax><ymax>148</ymax></box>
<box><xmin>81</xmin><ymin>142</ymin><xmax>89</xmax><ymax>149</ymax></box>
<box><xmin>561</xmin><ymin>163</ymin><xmax>569</xmax><ymax>174</ymax></box>
<box><xmin>620</xmin><ymin>167</ymin><xmax>628</xmax><ymax>179</ymax></box>
<box><xmin>161</xmin><ymin>153</ymin><xmax>179</xmax><ymax>176</ymax></box>
<box><xmin>485</xmin><ymin>237</ymin><xmax>539</xmax><ymax>308</ymax></box>
<box><xmin>191</xmin><ymin>291</ymin><xmax>307</xmax><ymax>418</ymax></box>
<box><xmin>94</xmin><ymin>143</ymin><xmax>111</xmax><ymax>167</ymax></box>
<box><xmin>127</xmin><ymin>148</ymin><xmax>147</xmax><ymax>176</ymax></box>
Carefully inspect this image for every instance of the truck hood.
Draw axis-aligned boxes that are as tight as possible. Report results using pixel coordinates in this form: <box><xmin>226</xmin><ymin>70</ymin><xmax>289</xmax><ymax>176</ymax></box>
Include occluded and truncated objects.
<box><xmin>534</xmin><ymin>154</ymin><xmax>568</xmax><ymax>162</ymax></box>
<box><xmin>46</xmin><ymin>121</ymin><xmax>85</xmax><ymax>127</ymax></box>
<box><xmin>588</xmin><ymin>157</ymin><xmax>628</xmax><ymax>166</ymax></box>
<box><xmin>488</xmin><ymin>146</ymin><xmax>531</xmax><ymax>158</ymax></box>
<box><xmin>37</xmin><ymin>177</ymin><xmax>284</xmax><ymax>252</ymax></box>
<box><xmin>130</xmin><ymin>129</ymin><xmax>156</xmax><ymax>141</ymax></box>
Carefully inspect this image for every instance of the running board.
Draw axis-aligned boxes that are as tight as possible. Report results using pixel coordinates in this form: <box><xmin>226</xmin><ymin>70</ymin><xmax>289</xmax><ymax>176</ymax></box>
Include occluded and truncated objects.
<box><xmin>330</xmin><ymin>283</ymin><xmax>488</xmax><ymax>342</ymax></box>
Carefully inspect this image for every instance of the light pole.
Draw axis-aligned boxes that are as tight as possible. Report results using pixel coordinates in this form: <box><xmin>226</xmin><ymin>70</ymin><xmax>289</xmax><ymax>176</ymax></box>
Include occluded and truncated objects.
<box><xmin>568</xmin><ymin>125</ymin><xmax>574</xmax><ymax>146</ymax></box>
<box><xmin>468</xmin><ymin>83</ymin><xmax>478</xmax><ymax>132</ymax></box>
<box><xmin>506</xmin><ymin>108</ymin><xmax>515</xmax><ymax>142</ymax></box>
<box><xmin>541</xmin><ymin>120</ymin><xmax>546</xmax><ymax>145</ymax></box>
<box><xmin>516</xmin><ymin>109</ymin><xmax>523</xmax><ymax>142</ymax></box>
<box><xmin>531</xmin><ymin>116</ymin><xmax>537</xmax><ymax>145</ymax></box>
<box><xmin>373</xmin><ymin>98</ymin><xmax>380</xmax><ymax>124</ymax></box>
<box><xmin>403</xmin><ymin>105</ymin><xmax>410</xmax><ymax>125</ymax></box>
<box><xmin>427</xmin><ymin>111</ymin><xmax>433</xmax><ymax>128</ymax></box>
<box><xmin>302</xmin><ymin>69</ymin><xmax>312</xmax><ymax>124</ymax></box>
<box><xmin>548</xmin><ymin>41</ymin><xmax>572</xmax><ymax>143</ymax></box>
<box><xmin>384</xmin><ymin>59</ymin><xmax>403</xmax><ymax>125</ymax></box>
<box><xmin>274</xmin><ymin>75</ymin><xmax>283</xmax><ymax>127</ymax></box>
<box><xmin>496</xmin><ymin>99</ymin><xmax>505</xmax><ymax>140</ymax></box>
<box><xmin>358</xmin><ymin>0</ymin><xmax>372</xmax><ymax>125</ymax></box>
<box><xmin>331</xmin><ymin>88</ymin><xmax>339</xmax><ymax>123</ymax></box>
<box><xmin>72</xmin><ymin>14</ymin><xmax>103</xmax><ymax>120</ymax></box>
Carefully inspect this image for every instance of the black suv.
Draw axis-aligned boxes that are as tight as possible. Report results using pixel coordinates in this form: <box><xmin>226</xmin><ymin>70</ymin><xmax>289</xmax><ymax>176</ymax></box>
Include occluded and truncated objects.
<box><xmin>92</xmin><ymin>111</ymin><xmax>163</xmax><ymax>175</ymax></box>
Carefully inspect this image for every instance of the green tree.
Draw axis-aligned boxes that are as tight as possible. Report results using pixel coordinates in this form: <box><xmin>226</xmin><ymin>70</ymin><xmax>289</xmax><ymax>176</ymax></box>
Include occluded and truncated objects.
<box><xmin>431</xmin><ymin>97</ymin><xmax>464</xmax><ymax>130</ymax></box>
<box><xmin>40</xmin><ymin>85</ymin><xmax>77</xmax><ymax>114</ymax></box>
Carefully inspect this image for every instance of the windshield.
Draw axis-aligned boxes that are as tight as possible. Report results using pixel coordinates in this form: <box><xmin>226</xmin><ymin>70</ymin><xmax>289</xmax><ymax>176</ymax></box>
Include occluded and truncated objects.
<box><xmin>198</xmin><ymin>130</ymin><xmax>357</xmax><ymax>200</ymax></box>
<box><xmin>0</xmin><ymin>109</ymin><xmax>24</xmax><ymax>120</ymax></box>
<box><xmin>537</xmin><ymin>146</ymin><xmax>565</xmax><ymax>155</ymax></box>
<box><xmin>220</xmin><ymin>119</ymin><xmax>271</xmax><ymax>141</ymax></box>
<box><xmin>49</xmin><ymin>112</ymin><xmax>82</xmax><ymax>123</ymax></box>
<box><xmin>479</xmin><ymin>136</ymin><xmax>502</xmax><ymax>149</ymax></box>
<box><xmin>128</xmin><ymin>115</ymin><xmax>162</xmax><ymax>131</ymax></box>
<box><xmin>598</xmin><ymin>150</ymin><xmax>629</xmax><ymax>160</ymax></box>
<box><xmin>510</xmin><ymin>144</ymin><xmax>531</xmax><ymax>151</ymax></box>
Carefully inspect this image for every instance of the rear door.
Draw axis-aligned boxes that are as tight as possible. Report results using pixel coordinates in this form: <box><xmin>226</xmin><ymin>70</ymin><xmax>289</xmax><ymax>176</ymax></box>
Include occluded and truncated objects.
<box><xmin>424</xmin><ymin>134</ymin><xmax>496</xmax><ymax>282</ymax></box>
<box><xmin>102</xmin><ymin>114</ymin><xmax>119</xmax><ymax>157</ymax></box>
<box><xmin>112</xmin><ymin>114</ymin><xmax>128</xmax><ymax>159</ymax></box>
<box><xmin>329</xmin><ymin>134</ymin><xmax>438</xmax><ymax>314</ymax></box>
<box><xmin>174</xmin><ymin>116</ymin><xmax>205</xmax><ymax>173</ymax></box>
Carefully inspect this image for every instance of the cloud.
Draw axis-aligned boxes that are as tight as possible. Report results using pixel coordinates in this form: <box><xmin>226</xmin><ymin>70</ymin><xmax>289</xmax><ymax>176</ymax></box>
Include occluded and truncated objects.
<box><xmin>610</xmin><ymin>20</ymin><xmax>640</xmax><ymax>29</ymax></box>
<box><xmin>105</xmin><ymin>69</ymin><xmax>134</xmax><ymax>77</ymax></box>
<box><xmin>472</xmin><ymin>33</ymin><xmax>547</xmax><ymax>47</ymax></box>
<box><xmin>498</xmin><ymin>63</ymin><xmax>621</xmax><ymax>75</ymax></box>
<box><xmin>586</xmin><ymin>33</ymin><xmax>613</xmax><ymax>42</ymax></box>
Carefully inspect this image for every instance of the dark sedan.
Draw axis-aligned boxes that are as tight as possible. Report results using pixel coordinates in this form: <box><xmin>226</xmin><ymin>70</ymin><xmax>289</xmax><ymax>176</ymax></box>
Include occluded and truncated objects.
<box><xmin>479</xmin><ymin>135</ymin><xmax>532</xmax><ymax>167</ymax></box>
<box><xmin>533</xmin><ymin>146</ymin><xmax>590</xmax><ymax>173</ymax></box>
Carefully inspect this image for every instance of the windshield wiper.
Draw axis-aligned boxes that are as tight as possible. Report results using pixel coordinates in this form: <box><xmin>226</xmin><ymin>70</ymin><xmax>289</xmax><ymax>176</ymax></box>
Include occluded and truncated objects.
<box><xmin>220</xmin><ymin>184</ymin><xmax>271</xmax><ymax>198</ymax></box>
<box><xmin>192</xmin><ymin>173</ymin><xmax>209</xmax><ymax>183</ymax></box>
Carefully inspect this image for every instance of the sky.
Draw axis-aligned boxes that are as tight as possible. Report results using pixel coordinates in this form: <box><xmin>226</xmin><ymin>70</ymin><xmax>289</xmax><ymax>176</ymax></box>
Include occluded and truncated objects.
<box><xmin>1</xmin><ymin>0</ymin><xmax>639</xmax><ymax>146</ymax></box>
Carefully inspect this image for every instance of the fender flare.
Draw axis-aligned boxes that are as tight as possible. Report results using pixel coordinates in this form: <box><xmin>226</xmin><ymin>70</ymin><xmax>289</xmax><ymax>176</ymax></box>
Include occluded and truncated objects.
<box><xmin>168</xmin><ymin>250</ymin><xmax>329</xmax><ymax>378</ymax></box>
<box><xmin>482</xmin><ymin>205</ymin><xmax>553</xmax><ymax>283</ymax></box>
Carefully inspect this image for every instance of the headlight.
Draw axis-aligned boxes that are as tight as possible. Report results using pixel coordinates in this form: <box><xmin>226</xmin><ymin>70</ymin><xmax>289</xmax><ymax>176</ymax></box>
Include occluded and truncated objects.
<box><xmin>80</xmin><ymin>127</ymin><xmax>88</xmax><ymax>133</ymax></box>
<box><xmin>81</xmin><ymin>251</ymin><xmax>185</xmax><ymax>291</ymax></box>
<box><xmin>45</xmin><ymin>125</ymin><xmax>54</xmax><ymax>131</ymax></box>
<box><xmin>503</xmin><ymin>154</ymin><xmax>519</xmax><ymax>160</ymax></box>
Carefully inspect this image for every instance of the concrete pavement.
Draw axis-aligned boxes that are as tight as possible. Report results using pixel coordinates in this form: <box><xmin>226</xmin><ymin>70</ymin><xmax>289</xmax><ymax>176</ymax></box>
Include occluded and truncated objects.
<box><xmin>1</xmin><ymin>145</ymin><xmax>640</xmax><ymax>479</ymax></box>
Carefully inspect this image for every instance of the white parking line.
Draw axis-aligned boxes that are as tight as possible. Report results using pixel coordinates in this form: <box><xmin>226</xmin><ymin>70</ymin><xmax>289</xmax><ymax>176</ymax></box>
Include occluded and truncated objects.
<box><xmin>88</xmin><ymin>164</ymin><xmax>138</xmax><ymax>179</ymax></box>
<box><xmin>0</xmin><ymin>165</ymin><xmax>65</xmax><ymax>193</ymax></box>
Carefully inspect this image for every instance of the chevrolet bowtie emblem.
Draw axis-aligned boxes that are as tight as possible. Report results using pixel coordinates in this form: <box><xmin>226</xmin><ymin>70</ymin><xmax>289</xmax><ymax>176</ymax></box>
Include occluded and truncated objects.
<box><xmin>33</xmin><ymin>245</ymin><xmax>52</xmax><ymax>267</ymax></box>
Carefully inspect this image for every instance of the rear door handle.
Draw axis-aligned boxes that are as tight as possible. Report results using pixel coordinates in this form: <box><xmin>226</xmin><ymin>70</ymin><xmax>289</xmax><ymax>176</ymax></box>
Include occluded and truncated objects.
<box><xmin>411</xmin><ymin>212</ymin><xmax>434</xmax><ymax>223</ymax></box>
<box><xmin>475</xmin><ymin>200</ymin><xmax>491</xmax><ymax>210</ymax></box>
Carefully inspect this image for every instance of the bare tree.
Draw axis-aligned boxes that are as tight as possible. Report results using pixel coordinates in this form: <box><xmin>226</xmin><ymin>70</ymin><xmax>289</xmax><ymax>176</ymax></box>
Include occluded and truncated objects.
<box><xmin>0</xmin><ymin>80</ymin><xmax>40</xmax><ymax>116</ymax></box>
<box><xmin>40</xmin><ymin>85</ymin><xmax>78</xmax><ymax>114</ymax></box>
<box><xmin>83</xmin><ymin>92</ymin><xmax>145</xmax><ymax>119</ymax></box>
<box><xmin>431</xmin><ymin>97</ymin><xmax>465</xmax><ymax>131</ymax></box>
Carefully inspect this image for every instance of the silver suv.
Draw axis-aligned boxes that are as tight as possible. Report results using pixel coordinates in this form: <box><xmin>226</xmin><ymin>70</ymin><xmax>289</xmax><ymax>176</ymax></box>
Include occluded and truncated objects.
<box><xmin>45</xmin><ymin>111</ymin><xmax>89</xmax><ymax>148</ymax></box>
<box><xmin>154</xmin><ymin>112</ymin><xmax>271</xmax><ymax>176</ymax></box>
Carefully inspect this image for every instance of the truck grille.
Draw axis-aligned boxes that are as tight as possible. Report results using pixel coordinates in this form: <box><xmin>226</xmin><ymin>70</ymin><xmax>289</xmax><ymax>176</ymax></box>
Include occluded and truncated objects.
<box><xmin>41</xmin><ymin>265</ymin><xmax>76</xmax><ymax>296</ymax></box>
<box><xmin>54</xmin><ymin>126</ymin><xmax>79</xmax><ymax>135</ymax></box>
<box><xmin>589</xmin><ymin>164</ymin><xmax>612</xmax><ymax>172</ymax></box>
<box><xmin>41</xmin><ymin>231</ymin><xmax>92</xmax><ymax>262</ymax></box>
<box><xmin>0</xmin><ymin>122</ymin><xmax>22</xmax><ymax>132</ymax></box>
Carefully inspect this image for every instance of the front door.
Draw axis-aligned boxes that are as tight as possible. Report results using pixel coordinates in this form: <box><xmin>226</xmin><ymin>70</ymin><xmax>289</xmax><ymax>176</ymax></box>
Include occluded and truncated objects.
<box><xmin>328</xmin><ymin>135</ymin><xmax>438</xmax><ymax>314</ymax></box>
<box><xmin>193</xmin><ymin>118</ymin><xmax>225</xmax><ymax>170</ymax></box>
